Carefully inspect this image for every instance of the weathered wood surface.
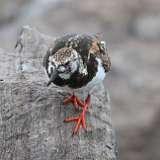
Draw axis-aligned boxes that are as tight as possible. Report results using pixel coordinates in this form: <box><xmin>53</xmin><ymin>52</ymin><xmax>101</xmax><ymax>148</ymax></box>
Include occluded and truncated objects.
<box><xmin>0</xmin><ymin>26</ymin><xmax>117</xmax><ymax>160</ymax></box>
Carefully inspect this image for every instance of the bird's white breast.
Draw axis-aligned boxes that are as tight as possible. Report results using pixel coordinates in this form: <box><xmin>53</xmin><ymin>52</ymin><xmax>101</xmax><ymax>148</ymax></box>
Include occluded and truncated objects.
<box><xmin>86</xmin><ymin>58</ymin><xmax>106</xmax><ymax>89</ymax></box>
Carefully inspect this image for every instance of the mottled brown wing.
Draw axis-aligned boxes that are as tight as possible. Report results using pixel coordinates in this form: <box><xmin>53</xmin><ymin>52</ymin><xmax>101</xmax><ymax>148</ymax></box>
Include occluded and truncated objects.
<box><xmin>89</xmin><ymin>36</ymin><xmax>111</xmax><ymax>73</ymax></box>
<box><xmin>101</xmin><ymin>54</ymin><xmax>111</xmax><ymax>72</ymax></box>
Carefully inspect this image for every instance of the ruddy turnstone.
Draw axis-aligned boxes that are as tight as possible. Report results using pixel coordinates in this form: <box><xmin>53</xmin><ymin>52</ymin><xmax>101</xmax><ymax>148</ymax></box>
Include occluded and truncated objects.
<box><xmin>43</xmin><ymin>34</ymin><xmax>111</xmax><ymax>135</ymax></box>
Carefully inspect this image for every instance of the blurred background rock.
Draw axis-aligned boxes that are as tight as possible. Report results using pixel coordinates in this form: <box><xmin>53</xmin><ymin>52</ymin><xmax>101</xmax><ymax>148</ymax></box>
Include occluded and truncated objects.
<box><xmin>0</xmin><ymin>0</ymin><xmax>159</xmax><ymax>159</ymax></box>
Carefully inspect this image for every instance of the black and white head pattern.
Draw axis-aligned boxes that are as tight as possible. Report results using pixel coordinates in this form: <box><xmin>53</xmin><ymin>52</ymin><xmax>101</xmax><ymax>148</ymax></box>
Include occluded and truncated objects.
<box><xmin>47</xmin><ymin>47</ymin><xmax>87</xmax><ymax>80</ymax></box>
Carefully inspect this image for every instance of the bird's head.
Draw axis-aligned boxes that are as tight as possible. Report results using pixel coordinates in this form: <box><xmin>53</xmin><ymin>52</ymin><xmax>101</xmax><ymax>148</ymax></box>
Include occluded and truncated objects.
<box><xmin>46</xmin><ymin>47</ymin><xmax>80</xmax><ymax>86</ymax></box>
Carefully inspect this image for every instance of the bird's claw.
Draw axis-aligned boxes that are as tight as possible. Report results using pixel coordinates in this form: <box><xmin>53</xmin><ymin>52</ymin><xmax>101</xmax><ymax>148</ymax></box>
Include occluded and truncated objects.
<box><xmin>64</xmin><ymin>94</ymin><xmax>91</xmax><ymax>135</ymax></box>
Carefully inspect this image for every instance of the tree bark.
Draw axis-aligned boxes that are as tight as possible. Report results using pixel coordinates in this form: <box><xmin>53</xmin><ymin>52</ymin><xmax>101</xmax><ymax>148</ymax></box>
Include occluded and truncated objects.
<box><xmin>0</xmin><ymin>26</ymin><xmax>118</xmax><ymax>160</ymax></box>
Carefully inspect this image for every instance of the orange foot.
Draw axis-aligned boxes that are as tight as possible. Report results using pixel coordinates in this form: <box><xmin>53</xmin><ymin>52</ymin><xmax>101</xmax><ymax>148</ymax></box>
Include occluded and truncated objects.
<box><xmin>63</xmin><ymin>94</ymin><xmax>84</xmax><ymax>109</ymax></box>
<box><xmin>64</xmin><ymin>94</ymin><xmax>91</xmax><ymax>135</ymax></box>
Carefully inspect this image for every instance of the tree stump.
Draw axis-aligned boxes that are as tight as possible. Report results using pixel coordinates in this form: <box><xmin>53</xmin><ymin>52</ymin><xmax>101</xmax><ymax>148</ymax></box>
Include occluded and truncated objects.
<box><xmin>0</xmin><ymin>26</ymin><xmax>118</xmax><ymax>160</ymax></box>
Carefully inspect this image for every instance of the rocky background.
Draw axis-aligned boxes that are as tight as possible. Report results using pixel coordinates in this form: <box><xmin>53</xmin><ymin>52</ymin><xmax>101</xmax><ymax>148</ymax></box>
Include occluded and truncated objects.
<box><xmin>0</xmin><ymin>0</ymin><xmax>160</xmax><ymax>159</ymax></box>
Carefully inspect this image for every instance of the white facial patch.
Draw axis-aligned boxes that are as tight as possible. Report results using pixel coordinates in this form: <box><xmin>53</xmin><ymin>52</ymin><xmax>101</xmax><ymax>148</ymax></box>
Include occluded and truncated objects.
<box><xmin>59</xmin><ymin>73</ymin><xmax>71</xmax><ymax>79</ymax></box>
<box><xmin>48</xmin><ymin>61</ymin><xmax>55</xmax><ymax>74</ymax></box>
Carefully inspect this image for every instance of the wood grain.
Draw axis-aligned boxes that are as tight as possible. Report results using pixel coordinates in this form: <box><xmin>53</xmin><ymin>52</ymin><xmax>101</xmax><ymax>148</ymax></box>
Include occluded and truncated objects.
<box><xmin>0</xmin><ymin>26</ymin><xmax>117</xmax><ymax>160</ymax></box>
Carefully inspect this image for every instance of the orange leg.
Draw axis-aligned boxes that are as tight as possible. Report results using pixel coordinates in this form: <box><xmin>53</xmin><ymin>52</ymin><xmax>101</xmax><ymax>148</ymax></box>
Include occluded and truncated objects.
<box><xmin>63</xmin><ymin>94</ymin><xmax>84</xmax><ymax>109</ymax></box>
<box><xmin>64</xmin><ymin>94</ymin><xmax>91</xmax><ymax>135</ymax></box>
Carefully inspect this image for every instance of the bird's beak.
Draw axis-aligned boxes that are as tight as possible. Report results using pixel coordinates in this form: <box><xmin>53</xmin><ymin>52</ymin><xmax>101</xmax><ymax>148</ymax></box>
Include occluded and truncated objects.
<box><xmin>47</xmin><ymin>69</ymin><xmax>58</xmax><ymax>86</ymax></box>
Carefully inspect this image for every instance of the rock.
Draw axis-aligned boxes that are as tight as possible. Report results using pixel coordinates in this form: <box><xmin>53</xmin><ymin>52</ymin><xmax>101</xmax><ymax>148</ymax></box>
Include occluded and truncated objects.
<box><xmin>0</xmin><ymin>26</ymin><xmax>117</xmax><ymax>160</ymax></box>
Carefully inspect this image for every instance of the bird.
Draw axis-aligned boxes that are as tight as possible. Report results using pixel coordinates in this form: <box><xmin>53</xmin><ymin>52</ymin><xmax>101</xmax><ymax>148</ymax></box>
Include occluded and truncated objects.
<box><xmin>43</xmin><ymin>33</ymin><xmax>111</xmax><ymax>135</ymax></box>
